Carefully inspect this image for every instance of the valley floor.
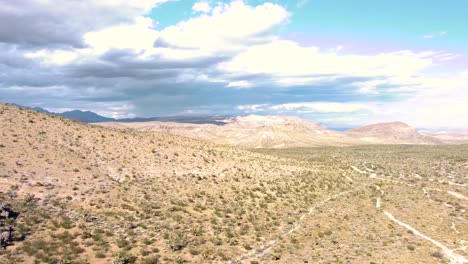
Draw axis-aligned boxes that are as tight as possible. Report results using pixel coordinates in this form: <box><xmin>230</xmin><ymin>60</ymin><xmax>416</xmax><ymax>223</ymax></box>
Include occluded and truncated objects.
<box><xmin>253</xmin><ymin>146</ymin><xmax>467</xmax><ymax>264</ymax></box>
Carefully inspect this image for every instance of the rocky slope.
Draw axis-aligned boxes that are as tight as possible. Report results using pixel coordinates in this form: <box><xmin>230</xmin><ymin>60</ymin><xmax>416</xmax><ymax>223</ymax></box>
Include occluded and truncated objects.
<box><xmin>0</xmin><ymin>103</ymin><xmax>345</xmax><ymax>263</ymax></box>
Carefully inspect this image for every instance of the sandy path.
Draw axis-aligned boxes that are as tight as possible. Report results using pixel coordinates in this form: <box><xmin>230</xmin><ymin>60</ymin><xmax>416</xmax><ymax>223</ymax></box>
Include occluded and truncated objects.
<box><xmin>384</xmin><ymin>211</ymin><xmax>467</xmax><ymax>264</ymax></box>
<box><xmin>354</xmin><ymin>165</ymin><xmax>467</xmax><ymax>264</ymax></box>
<box><xmin>234</xmin><ymin>165</ymin><xmax>466</xmax><ymax>263</ymax></box>
<box><xmin>447</xmin><ymin>191</ymin><xmax>468</xmax><ymax>200</ymax></box>
<box><xmin>351</xmin><ymin>166</ymin><xmax>367</xmax><ymax>174</ymax></box>
<box><xmin>374</xmin><ymin>185</ymin><xmax>384</xmax><ymax>209</ymax></box>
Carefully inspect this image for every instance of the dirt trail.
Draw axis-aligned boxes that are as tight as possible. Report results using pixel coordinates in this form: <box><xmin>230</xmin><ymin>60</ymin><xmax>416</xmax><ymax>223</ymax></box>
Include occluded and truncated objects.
<box><xmin>353</xmin><ymin>166</ymin><xmax>467</xmax><ymax>264</ymax></box>
<box><xmin>423</xmin><ymin>188</ymin><xmax>467</xmax><ymax>209</ymax></box>
<box><xmin>339</xmin><ymin>168</ymin><xmax>354</xmax><ymax>182</ymax></box>
<box><xmin>351</xmin><ymin>166</ymin><xmax>367</xmax><ymax>174</ymax></box>
<box><xmin>234</xmin><ymin>166</ymin><xmax>466</xmax><ymax>263</ymax></box>
<box><xmin>384</xmin><ymin>211</ymin><xmax>467</xmax><ymax>264</ymax></box>
<box><xmin>447</xmin><ymin>191</ymin><xmax>468</xmax><ymax>200</ymax></box>
<box><xmin>374</xmin><ymin>185</ymin><xmax>384</xmax><ymax>209</ymax></box>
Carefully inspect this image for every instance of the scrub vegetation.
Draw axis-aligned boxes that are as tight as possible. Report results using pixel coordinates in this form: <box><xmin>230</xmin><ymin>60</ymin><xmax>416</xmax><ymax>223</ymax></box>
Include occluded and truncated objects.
<box><xmin>0</xmin><ymin>104</ymin><xmax>466</xmax><ymax>263</ymax></box>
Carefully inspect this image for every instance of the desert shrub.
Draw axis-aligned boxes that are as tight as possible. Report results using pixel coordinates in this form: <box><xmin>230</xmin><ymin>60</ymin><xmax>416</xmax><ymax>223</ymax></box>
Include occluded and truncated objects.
<box><xmin>431</xmin><ymin>252</ymin><xmax>444</xmax><ymax>259</ymax></box>
<box><xmin>112</xmin><ymin>252</ymin><xmax>136</xmax><ymax>264</ymax></box>
<box><xmin>243</xmin><ymin>243</ymin><xmax>253</xmax><ymax>250</ymax></box>
<box><xmin>167</xmin><ymin>233</ymin><xmax>188</xmax><ymax>251</ymax></box>
<box><xmin>95</xmin><ymin>251</ymin><xmax>106</xmax><ymax>258</ymax></box>
<box><xmin>271</xmin><ymin>251</ymin><xmax>282</xmax><ymax>260</ymax></box>
<box><xmin>60</xmin><ymin>216</ymin><xmax>75</xmax><ymax>229</ymax></box>
<box><xmin>116</xmin><ymin>238</ymin><xmax>129</xmax><ymax>248</ymax></box>
<box><xmin>141</xmin><ymin>256</ymin><xmax>161</xmax><ymax>264</ymax></box>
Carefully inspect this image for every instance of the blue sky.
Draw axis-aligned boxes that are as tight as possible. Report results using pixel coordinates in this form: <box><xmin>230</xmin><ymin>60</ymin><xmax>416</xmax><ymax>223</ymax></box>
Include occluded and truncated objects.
<box><xmin>0</xmin><ymin>0</ymin><xmax>467</xmax><ymax>128</ymax></box>
<box><xmin>151</xmin><ymin>0</ymin><xmax>468</xmax><ymax>51</ymax></box>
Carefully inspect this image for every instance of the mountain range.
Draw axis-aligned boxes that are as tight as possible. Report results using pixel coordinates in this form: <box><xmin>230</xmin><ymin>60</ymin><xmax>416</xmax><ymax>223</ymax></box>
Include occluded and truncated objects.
<box><xmin>97</xmin><ymin>115</ymin><xmax>462</xmax><ymax>148</ymax></box>
<box><xmin>98</xmin><ymin>115</ymin><xmax>362</xmax><ymax>148</ymax></box>
<box><xmin>11</xmin><ymin>104</ymin><xmax>468</xmax><ymax>148</ymax></box>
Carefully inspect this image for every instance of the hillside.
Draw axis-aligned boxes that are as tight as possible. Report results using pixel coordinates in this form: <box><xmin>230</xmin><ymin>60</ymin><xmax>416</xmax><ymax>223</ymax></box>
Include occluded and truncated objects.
<box><xmin>0</xmin><ymin>103</ymin><xmax>345</xmax><ymax>263</ymax></box>
<box><xmin>346</xmin><ymin>122</ymin><xmax>441</xmax><ymax>144</ymax></box>
<box><xmin>98</xmin><ymin>115</ymin><xmax>364</xmax><ymax>149</ymax></box>
<box><xmin>0</xmin><ymin>104</ymin><xmax>466</xmax><ymax>263</ymax></box>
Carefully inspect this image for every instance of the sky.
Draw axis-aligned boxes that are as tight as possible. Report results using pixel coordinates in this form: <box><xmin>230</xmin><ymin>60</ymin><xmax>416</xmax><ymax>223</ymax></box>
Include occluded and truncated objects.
<box><xmin>0</xmin><ymin>0</ymin><xmax>467</xmax><ymax>129</ymax></box>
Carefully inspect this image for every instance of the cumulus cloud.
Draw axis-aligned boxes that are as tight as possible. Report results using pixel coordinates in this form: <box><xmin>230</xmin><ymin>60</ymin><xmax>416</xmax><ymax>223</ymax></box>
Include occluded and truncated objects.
<box><xmin>220</xmin><ymin>41</ymin><xmax>434</xmax><ymax>80</ymax></box>
<box><xmin>192</xmin><ymin>1</ymin><xmax>212</xmax><ymax>13</ymax></box>
<box><xmin>0</xmin><ymin>0</ymin><xmax>466</xmax><ymax>128</ymax></box>
<box><xmin>0</xmin><ymin>0</ymin><xmax>170</xmax><ymax>49</ymax></box>
<box><xmin>154</xmin><ymin>1</ymin><xmax>289</xmax><ymax>51</ymax></box>
<box><xmin>84</xmin><ymin>17</ymin><xmax>159</xmax><ymax>54</ymax></box>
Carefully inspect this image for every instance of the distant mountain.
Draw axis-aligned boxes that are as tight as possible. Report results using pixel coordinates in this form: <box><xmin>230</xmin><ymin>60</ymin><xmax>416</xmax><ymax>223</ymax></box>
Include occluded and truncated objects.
<box><xmin>59</xmin><ymin>110</ymin><xmax>115</xmax><ymax>123</ymax></box>
<box><xmin>419</xmin><ymin>129</ymin><xmax>468</xmax><ymax>144</ymax></box>
<box><xmin>10</xmin><ymin>103</ymin><xmax>462</xmax><ymax>147</ymax></box>
<box><xmin>346</xmin><ymin>122</ymin><xmax>441</xmax><ymax>144</ymax></box>
<box><xmin>98</xmin><ymin>114</ymin><xmax>364</xmax><ymax>148</ymax></box>
<box><xmin>31</xmin><ymin>107</ymin><xmax>51</xmax><ymax>113</ymax></box>
<box><xmin>347</xmin><ymin>121</ymin><xmax>413</xmax><ymax>134</ymax></box>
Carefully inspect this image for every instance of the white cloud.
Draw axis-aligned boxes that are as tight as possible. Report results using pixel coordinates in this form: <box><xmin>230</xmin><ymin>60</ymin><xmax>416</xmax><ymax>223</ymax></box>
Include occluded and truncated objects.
<box><xmin>0</xmin><ymin>0</ymin><xmax>171</xmax><ymax>48</ymax></box>
<box><xmin>423</xmin><ymin>31</ymin><xmax>447</xmax><ymax>39</ymax></box>
<box><xmin>155</xmin><ymin>1</ymin><xmax>289</xmax><ymax>51</ymax></box>
<box><xmin>271</xmin><ymin>102</ymin><xmax>368</xmax><ymax>113</ymax></box>
<box><xmin>237</xmin><ymin>104</ymin><xmax>269</xmax><ymax>111</ymax></box>
<box><xmin>353</xmin><ymin>80</ymin><xmax>387</xmax><ymax>94</ymax></box>
<box><xmin>238</xmin><ymin>102</ymin><xmax>369</xmax><ymax>113</ymax></box>
<box><xmin>3</xmin><ymin>1</ymin><xmax>466</xmax><ymax>129</ymax></box>
<box><xmin>24</xmin><ymin>49</ymin><xmax>78</xmax><ymax>65</ymax></box>
<box><xmin>84</xmin><ymin>17</ymin><xmax>159</xmax><ymax>53</ymax></box>
<box><xmin>58</xmin><ymin>0</ymin><xmax>290</xmax><ymax>66</ymax></box>
<box><xmin>330</xmin><ymin>45</ymin><xmax>344</xmax><ymax>53</ymax></box>
<box><xmin>312</xmin><ymin>80</ymin><xmax>468</xmax><ymax>128</ymax></box>
<box><xmin>192</xmin><ymin>1</ymin><xmax>211</xmax><ymax>13</ymax></box>
<box><xmin>226</xmin><ymin>80</ymin><xmax>253</xmax><ymax>88</ymax></box>
<box><xmin>94</xmin><ymin>0</ymin><xmax>170</xmax><ymax>12</ymax></box>
<box><xmin>220</xmin><ymin>41</ymin><xmax>434</xmax><ymax>80</ymax></box>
